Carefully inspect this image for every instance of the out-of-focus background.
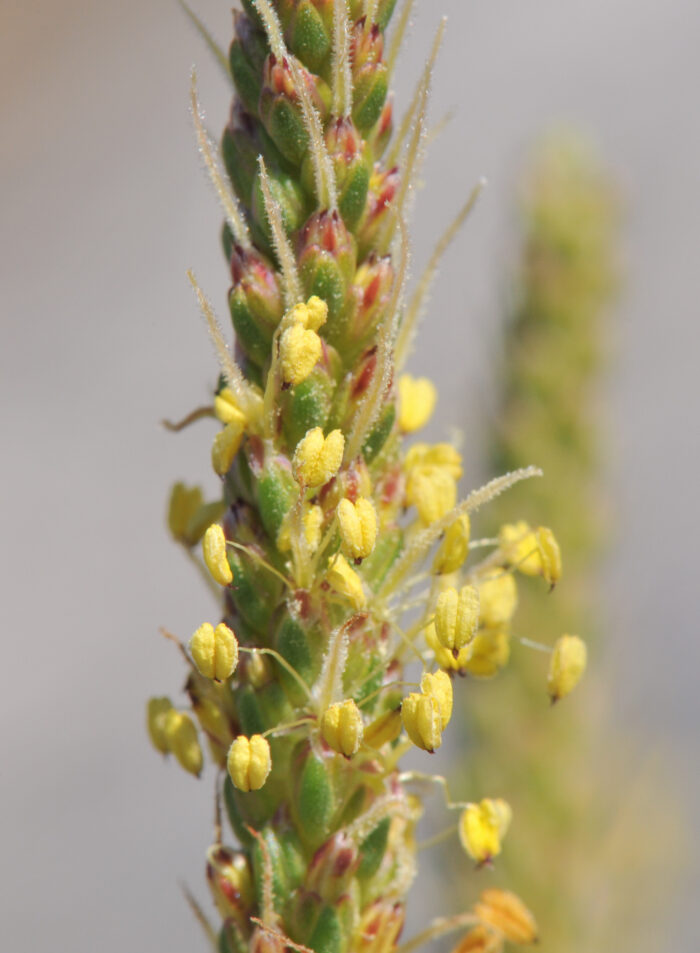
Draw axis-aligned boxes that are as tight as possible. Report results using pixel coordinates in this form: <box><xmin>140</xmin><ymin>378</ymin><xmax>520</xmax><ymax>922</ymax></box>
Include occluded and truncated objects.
<box><xmin>2</xmin><ymin>0</ymin><xmax>699</xmax><ymax>950</ymax></box>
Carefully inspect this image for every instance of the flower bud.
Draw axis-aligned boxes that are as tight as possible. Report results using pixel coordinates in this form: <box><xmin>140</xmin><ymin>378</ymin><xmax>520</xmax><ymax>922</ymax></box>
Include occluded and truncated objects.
<box><xmin>190</xmin><ymin>622</ymin><xmax>239</xmax><ymax>682</ymax></box>
<box><xmin>355</xmin><ymin>901</ymin><xmax>405</xmax><ymax>953</ymax></box>
<box><xmin>397</xmin><ymin>375</ymin><xmax>437</xmax><ymax>433</ymax></box>
<box><xmin>401</xmin><ymin>692</ymin><xmax>442</xmax><ymax>753</ymax></box>
<box><xmin>337</xmin><ymin>497</ymin><xmax>377</xmax><ymax>561</ymax></box>
<box><xmin>351</xmin><ymin>19</ymin><xmax>389</xmax><ymax>133</ymax></box>
<box><xmin>284</xmin><ymin>0</ymin><xmax>331</xmax><ymax>72</ymax></box>
<box><xmin>251</xmin><ymin>163</ymin><xmax>310</xmax><ymax>248</ymax></box>
<box><xmin>293</xmin><ymin>427</ymin><xmax>345</xmax><ymax>486</ymax></box>
<box><xmin>459</xmin><ymin>798</ymin><xmax>512</xmax><ymax>865</ymax></box>
<box><xmin>163</xmin><ymin>709</ymin><xmax>204</xmax><ymax>777</ymax></box>
<box><xmin>259</xmin><ymin>55</ymin><xmax>317</xmax><ymax>164</ymax></box>
<box><xmin>420</xmin><ymin>670</ymin><xmax>453</xmax><ymax>730</ymax></box>
<box><xmin>202</xmin><ymin>523</ymin><xmax>233</xmax><ymax>587</ymax></box>
<box><xmin>326</xmin><ymin>553</ymin><xmax>366</xmax><ymax>609</ymax></box>
<box><xmin>474</xmin><ymin>889</ymin><xmax>538</xmax><ymax>945</ymax></box>
<box><xmin>228</xmin><ymin>245</ymin><xmax>284</xmax><ymax>367</ymax></box>
<box><xmin>147</xmin><ymin>696</ymin><xmax>173</xmax><ymax>754</ymax></box>
<box><xmin>357</xmin><ymin>165</ymin><xmax>399</xmax><ymax>255</ymax></box>
<box><xmin>228</xmin><ymin>13</ymin><xmax>268</xmax><ymax>115</ymax></box>
<box><xmin>349</xmin><ymin>253</ymin><xmax>394</xmax><ymax>343</ymax></box>
<box><xmin>280</xmin><ymin>321</ymin><xmax>323</xmax><ymax>387</ymax></box>
<box><xmin>212</xmin><ymin>419</ymin><xmax>245</xmax><ymax>476</ymax></box>
<box><xmin>321</xmin><ymin>699</ymin><xmax>364</xmax><ymax>757</ymax></box>
<box><xmin>306</xmin><ymin>831</ymin><xmax>360</xmax><ymax>901</ymax></box>
<box><xmin>364</xmin><ymin>706</ymin><xmax>402</xmax><ymax>748</ymax></box>
<box><xmin>435</xmin><ymin>585</ymin><xmax>480</xmax><ymax>654</ymax></box>
<box><xmin>547</xmin><ymin>634</ymin><xmax>587</xmax><ymax>702</ymax></box>
<box><xmin>298</xmin><ymin>210</ymin><xmax>357</xmax><ymax>337</ymax></box>
<box><xmin>477</xmin><ymin>571</ymin><xmax>517</xmax><ymax>628</ymax></box>
<box><xmin>319</xmin><ymin>118</ymin><xmax>372</xmax><ymax>230</ymax></box>
<box><xmin>227</xmin><ymin>734</ymin><xmax>272</xmax><ymax>791</ymax></box>
<box><xmin>206</xmin><ymin>845</ymin><xmax>254</xmax><ymax>925</ymax></box>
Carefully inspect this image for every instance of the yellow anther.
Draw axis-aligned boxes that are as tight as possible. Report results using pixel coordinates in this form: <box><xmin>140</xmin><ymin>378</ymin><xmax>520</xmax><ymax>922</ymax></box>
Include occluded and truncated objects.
<box><xmin>245</xmin><ymin>649</ymin><xmax>274</xmax><ymax>689</ymax></box>
<box><xmin>405</xmin><ymin>466</ymin><xmax>457</xmax><ymax>526</ymax></box>
<box><xmin>168</xmin><ymin>483</ymin><xmax>202</xmax><ymax>544</ymax></box>
<box><xmin>211</xmin><ymin>419</ymin><xmax>244</xmax><ymax>476</ymax></box>
<box><xmin>397</xmin><ymin>374</ymin><xmax>437</xmax><ymax>432</ymax></box>
<box><xmin>320</xmin><ymin>699</ymin><xmax>364</xmax><ymax>757</ymax></box>
<box><xmin>536</xmin><ymin>526</ymin><xmax>562</xmax><ymax>587</ymax></box>
<box><xmin>337</xmin><ymin>497</ymin><xmax>377</xmax><ymax>561</ymax></box>
<box><xmin>202</xmin><ymin>523</ymin><xmax>233</xmax><ymax>586</ymax></box>
<box><xmin>459</xmin><ymin>798</ymin><xmax>512</xmax><ymax>865</ymax></box>
<box><xmin>404</xmin><ymin>442</ymin><xmax>463</xmax><ymax>480</ymax></box>
<box><xmin>326</xmin><ymin>553</ymin><xmax>366</xmax><ymax>609</ymax></box>
<box><xmin>364</xmin><ymin>707</ymin><xmax>402</xmax><ymax>748</ymax></box>
<box><xmin>189</xmin><ymin>622</ymin><xmax>239</xmax><ymax>682</ymax></box>
<box><xmin>477</xmin><ymin>571</ymin><xmax>517</xmax><ymax>628</ymax></box>
<box><xmin>279</xmin><ymin>321</ymin><xmax>323</xmax><ymax>387</ymax></box>
<box><xmin>420</xmin><ymin>670</ymin><xmax>453</xmax><ymax>729</ymax></box>
<box><xmin>401</xmin><ymin>692</ymin><xmax>442</xmax><ymax>752</ymax></box>
<box><xmin>147</xmin><ymin>696</ymin><xmax>173</xmax><ymax>755</ymax></box>
<box><xmin>163</xmin><ymin>709</ymin><xmax>203</xmax><ymax>777</ymax></box>
<box><xmin>278</xmin><ymin>503</ymin><xmax>324</xmax><ymax>553</ymax></box>
<box><xmin>435</xmin><ymin>585</ymin><xmax>480</xmax><ymax>654</ymax></box>
<box><xmin>498</xmin><ymin>521</ymin><xmax>541</xmax><ymax>575</ymax></box>
<box><xmin>293</xmin><ymin>427</ymin><xmax>345</xmax><ymax>487</ymax></box>
<box><xmin>474</xmin><ymin>889</ymin><xmax>538</xmax><ymax>946</ymax></box>
<box><xmin>214</xmin><ymin>387</ymin><xmax>247</xmax><ymax>426</ymax></box>
<box><xmin>547</xmin><ymin>634</ymin><xmax>587</xmax><ymax>702</ymax></box>
<box><xmin>434</xmin><ymin>514</ymin><xmax>471</xmax><ymax>574</ymax></box>
<box><xmin>463</xmin><ymin>629</ymin><xmax>511</xmax><ymax>679</ymax></box>
<box><xmin>227</xmin><ymin>734</ymin><xmax>272</xmax><ymax>792</ymax></box>
<box><xmin>425</xmin><ymin>621</ymin><xmax>471</xmax><ymax>672</ymax></box>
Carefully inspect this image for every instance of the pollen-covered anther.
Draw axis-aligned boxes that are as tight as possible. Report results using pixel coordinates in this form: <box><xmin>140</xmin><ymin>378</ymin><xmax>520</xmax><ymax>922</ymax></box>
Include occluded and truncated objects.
<box><xmin>425</xmin><ymin>622</ymin><xmax>470</xmax><ymax>673</ymax></box>
<box><xmin>401</xmin><ymin>692</ymin><xmax>442</xmax><ymax>753</ymax></box>
<box><xmin>211</xmin><ymin>419</ymin><xmax>245</xmax><ymax>476</ymax></box>
<box><xmin>474</xmin><ymin>889</ymin><xmax>539</xmax><ymax>946</ymax></box>
<box><xmin>547</xmin><ymin>634</ymin><xmax>587</xmax><ymax>702</ymax></box>
<box><xmin>434</xmin><ymin>514</ymin><xmax>471</xmax><ymax>574</ymax></box>
<box><xmin>498</xmin><ymin>521</ymin><xmax>542</xmax><ymax>575</ymax></box>
<box><xmin>227</xmin><ymin>734</ymin><xmax>272</xmax><ymax>792</ymax></box>
<box><xmin>321</xmin><ymin>699</ymin><xmax>364</xmax><ymax>757</ymax></box>
<box><xmin>189</xmin><ymin>622</ymin><xmax>239</xmax><ymax>682</ymax></box>
<box><xmin>435</xmin><ymin>585</ymin><xmax>480</xmax><ymax>655</ymax></box>
<box><xmin>202</xmin><ymin>523</ymin><xmax>233</xmax><ymax>586</ymax></box>
<box><xmin>337</xmin><ymin>497</ymin><xmax>377</xmax><ymax>561</ymax></box>
<box><xmin>397</xmin><ymin>374</ymin><xmax>437</xmax><ymax>432</ymax></box>
<box><xmin>459</xmin><ymin>798</ymin><xmax>512</xmax><ymax>865</ymax></box>
<box><xmin>279</xmin><ymin>321</ymin><xmax>322</xmax><ymax>387</ymax></box>
<box><xmin>420</xmin><ymin>670</ymin><xmax>453</xmax><ymax>730</ymax></box>
<box><xmin>293</xmin><ymin>427</ymin><xmax>345</xmax><ymax>487</ymax></box>
<box><xmin>326</xmin><ymin>553</ymin><xmax>366</xmax><ymax>609</ymax></box>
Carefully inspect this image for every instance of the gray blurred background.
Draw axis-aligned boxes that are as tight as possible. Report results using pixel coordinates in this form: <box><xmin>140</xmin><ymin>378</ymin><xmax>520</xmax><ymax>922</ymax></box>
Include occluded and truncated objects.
<box><xmin>2</xmin><ymin>0</ymin><xmax>699</xmax><ymax>950</ymax></box>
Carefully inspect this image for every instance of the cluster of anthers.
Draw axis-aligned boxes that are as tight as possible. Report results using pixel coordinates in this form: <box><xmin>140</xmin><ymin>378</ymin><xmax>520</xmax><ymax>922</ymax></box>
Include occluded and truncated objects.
<box><xmin>147</xmin><ymin>3</ymin><xmax>587</xmax><ymax>952</ymax></box>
